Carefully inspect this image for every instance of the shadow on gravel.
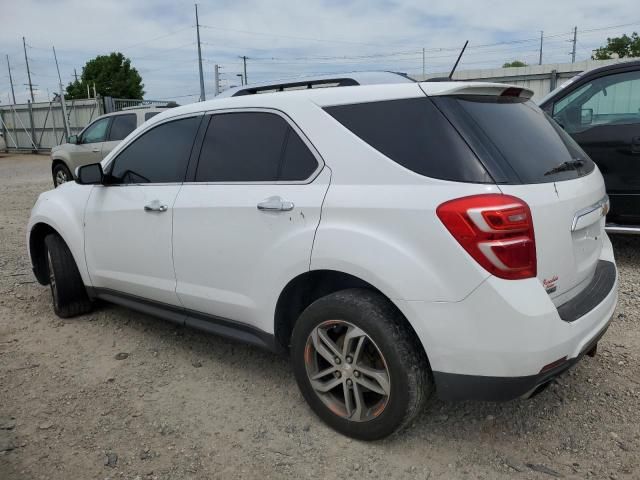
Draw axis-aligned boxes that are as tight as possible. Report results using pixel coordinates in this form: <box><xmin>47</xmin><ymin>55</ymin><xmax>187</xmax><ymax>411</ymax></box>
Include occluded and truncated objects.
<box><xmin>610</xmin><ymin>234</ymin><xmax>640</xmax><ymax>267</ymax></box>
<box><xmin>88</xmin><ymin>298</ymin><xmax>590</xmax><ymax>446</ymax></box>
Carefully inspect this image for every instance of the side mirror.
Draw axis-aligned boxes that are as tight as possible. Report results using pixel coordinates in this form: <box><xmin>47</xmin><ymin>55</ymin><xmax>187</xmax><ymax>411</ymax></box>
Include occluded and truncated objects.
<box><xmin>76</xmin><ymin>163</ymin><xmax>103</xmax><ymax>185</ymax></box>
<box><xmin>68</xmin><ymin>134</ymin><xmax>79</xmax><ymax>144</ymax></box>
<box><xmin>580</xmin><ymin>108</ymin><xmax>593</xmax><ymax>125</ymax></box>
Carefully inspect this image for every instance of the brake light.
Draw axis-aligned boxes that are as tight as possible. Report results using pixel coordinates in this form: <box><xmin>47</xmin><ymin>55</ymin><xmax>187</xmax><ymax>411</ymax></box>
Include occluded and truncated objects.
<box><xmin>501</xmin><ymin>87</ymin><xmax>524</xmax><ymax>97</ymax></box>
<box><xmin>437</xmin><ymin>194</ymin><xmax>536</xmax><ymax>280</ymax></box>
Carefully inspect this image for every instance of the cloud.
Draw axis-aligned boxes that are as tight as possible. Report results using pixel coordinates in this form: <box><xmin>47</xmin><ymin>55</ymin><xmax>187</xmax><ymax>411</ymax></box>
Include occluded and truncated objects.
<box><xmin>1</xmin><ymin>0</ymin><xmax>638</xmax><ymax>103</ymax></box>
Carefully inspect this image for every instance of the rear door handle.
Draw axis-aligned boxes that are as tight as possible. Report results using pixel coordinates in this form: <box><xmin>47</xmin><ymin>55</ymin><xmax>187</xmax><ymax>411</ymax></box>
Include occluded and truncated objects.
<box><xmin>92</xmin><ymin>148</ymin><xmax>100</xmax><ymax>153</ymax></box>
<box><xmin>144</xmin><ymin>200</ymin><xmax>168</xmax><ymax>212</ymax></box>
<box><xmin>257</xmin><ymin>196</ymin><xmax>294</xmax><ymax>212</ymax></box>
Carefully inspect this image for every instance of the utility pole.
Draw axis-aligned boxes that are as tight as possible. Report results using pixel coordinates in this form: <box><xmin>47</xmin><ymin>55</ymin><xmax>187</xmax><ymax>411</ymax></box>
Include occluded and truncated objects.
<box><xmin>74</xmin><ymin>68</ymin><xmax>79</xmax><ymax>82</ymax></box>
<box><xmin>23</xmin><ymin>37</ymin><xmax>35</xmax><ymax>102</ymax></box>
<box><xmin>538</xmin><ymin>31</ymin><xmax>544</xmax><ymax>65</ymax></box>
<box><xmin>195</xmin><ymin>4</ymin><xmax>206</xmax><ymax>101</ymax></box>
<box><xmin>422</xmin><ymin>48</ymin><xmax>426</xmax><ymax>79</ymax></box>
<box><xmin>214</xmin><ymin>64</ymin><xmax>220</xmax><ymax>96</ymax></box>
<box><xmin>6</xmin><ymin>55</ymin><xmax>16</xmax><ymax>104</ymax></box>
<box><xmin>571</xmin><ymin>26</ymin><xmax>577</xmax><ymax>63</ymax></box>
<box><xmin>236</xmin><ymin>73</ymin><xmax>244</xmax><ymax>86</ymax></box>
<box><xmin>240</xmin><ymin>56</ymin><xmax>248</xmax><ymax>84</ymax></box>
<box><xmin>53</xmin><ymin>46</ymin><xmax>70</xmax><ymax>138</ymax></box>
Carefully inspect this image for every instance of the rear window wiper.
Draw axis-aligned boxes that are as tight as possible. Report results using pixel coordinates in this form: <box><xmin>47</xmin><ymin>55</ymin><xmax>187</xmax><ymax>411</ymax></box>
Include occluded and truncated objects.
<box><xmin>544</xmin><ymin>158</ymin><xmax>585</xmax><ymax>176</ymax></box>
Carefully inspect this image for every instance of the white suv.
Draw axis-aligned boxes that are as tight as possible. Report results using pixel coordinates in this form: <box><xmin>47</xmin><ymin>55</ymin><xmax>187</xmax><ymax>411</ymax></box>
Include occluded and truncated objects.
<box><xmin>27</xmin><ymin>79</ymin><xmax>618</xmax><ymax>440</ymax></box>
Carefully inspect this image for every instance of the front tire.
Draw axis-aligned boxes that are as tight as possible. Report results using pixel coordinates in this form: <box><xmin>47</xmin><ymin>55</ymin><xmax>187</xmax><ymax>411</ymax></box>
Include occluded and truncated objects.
<box><xmin>291</xmin><ymin>289</ymin><xmax>431</xmax><ymax>440</ymax></box>
<box><xmin>44</xmin><ymin>234</ymin><xmax>92</xmax><ymax>318</ymax></box>
<box><xmin>53</xmin><ymin>163</ymin><xmax>72</xmax><ymax>187</ymax></box>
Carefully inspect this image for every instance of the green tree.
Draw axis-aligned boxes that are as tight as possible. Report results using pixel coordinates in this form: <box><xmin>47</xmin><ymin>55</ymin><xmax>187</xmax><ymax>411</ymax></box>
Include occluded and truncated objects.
<box><xmin>66</xmin><ymin>52</ymin><xmax>144</xmax><ymax>99</ymax></box>
<box><xmin>592</xmin><ymin>32</ymin><xmax>640</xmax><ymax>60</ymax></box>
<box><xmin>502</xmin><ymin>60</ymin><xmax>528</xmax><ymax>68</ymax></box>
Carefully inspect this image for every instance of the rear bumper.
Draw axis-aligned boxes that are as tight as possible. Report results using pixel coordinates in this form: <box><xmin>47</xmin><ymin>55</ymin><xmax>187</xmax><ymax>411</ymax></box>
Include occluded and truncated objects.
<box><xmin>396</xmin><ymin>235</ymin><xmax>618</xmax><ymax>401</ymax></box>
<box><xmin>432</xmin><ymin>317</ymin><xmax>611</xmax><ymax>401</ymax></box>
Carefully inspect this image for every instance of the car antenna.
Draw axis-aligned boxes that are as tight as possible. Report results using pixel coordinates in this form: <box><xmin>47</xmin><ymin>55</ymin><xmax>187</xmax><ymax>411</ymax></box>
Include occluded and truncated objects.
<box><xmin>448</xmin><ymin>40</ymin><xmax>469</xmax><ymax>80</ymax></box>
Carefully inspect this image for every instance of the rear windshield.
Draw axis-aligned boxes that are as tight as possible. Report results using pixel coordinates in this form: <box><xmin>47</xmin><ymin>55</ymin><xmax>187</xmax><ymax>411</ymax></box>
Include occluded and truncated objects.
<box><xmin>432</xmin><ymin>95</ymin><xmax>594</xmax><ymax>184</ymax></box>
<box><xmin>324</xmin><ymin>98</ymin><xmax>492</xmax><ymax>183</ymax></box>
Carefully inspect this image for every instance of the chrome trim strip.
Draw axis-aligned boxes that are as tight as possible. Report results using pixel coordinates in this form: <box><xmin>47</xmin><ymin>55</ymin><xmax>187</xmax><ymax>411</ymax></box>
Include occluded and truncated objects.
<box><xmin>571</xmin><ymin>196</ymin><xmax>609</xmax><ymax>232</ymax></box>
<box><xmin>605</xmin><ymin>224</ymin><xmax>640</xmax><ymax>235</ymax></box>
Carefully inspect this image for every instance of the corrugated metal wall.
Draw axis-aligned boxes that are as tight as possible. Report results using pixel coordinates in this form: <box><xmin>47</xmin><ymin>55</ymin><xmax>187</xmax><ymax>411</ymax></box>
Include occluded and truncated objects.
<box><xmin>0</xmin><ymin>98</ymin><xmax>102</xmax><ymax>151</ymax></box>
<box><xmin>414</xmin><ymin>57</ymin><xmax>639</xmax><ymax>100</ymax></box>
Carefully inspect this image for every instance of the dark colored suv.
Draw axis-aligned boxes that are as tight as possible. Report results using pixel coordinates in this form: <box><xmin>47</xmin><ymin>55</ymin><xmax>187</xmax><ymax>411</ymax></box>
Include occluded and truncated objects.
<box><xmin>539</xmin><ymin>60</ymin><xmax>640</xmax><ymax>231</ymax></box>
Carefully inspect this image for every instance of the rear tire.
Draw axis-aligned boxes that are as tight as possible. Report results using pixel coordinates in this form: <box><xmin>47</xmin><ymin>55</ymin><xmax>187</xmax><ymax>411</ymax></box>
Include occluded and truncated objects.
<box><xmin>53</xmin><ymin>163</ymin><xmax>72</xmax><ymax>187</ymax></box>
<box><xmin>291</xmin><ymin>288</ymin><xmax>431</xmax><ymax>440</ymax></box>
<box><xmin>44</xmin><ymin>234</ymin><xmax>92</xmax><ymax>318</ymax></box>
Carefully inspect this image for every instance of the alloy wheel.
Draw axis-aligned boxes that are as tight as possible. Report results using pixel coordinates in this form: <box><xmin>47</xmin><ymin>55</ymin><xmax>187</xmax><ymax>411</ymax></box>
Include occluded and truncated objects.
<box><xmin>304</xmin><ymin>320</ymin><xmax>391</xmax><ymax>422</ymax></box>
<box><xmin>55</xmin><ymin>169</ymin><xmax>68</xmax><ymax>186</ymax></box>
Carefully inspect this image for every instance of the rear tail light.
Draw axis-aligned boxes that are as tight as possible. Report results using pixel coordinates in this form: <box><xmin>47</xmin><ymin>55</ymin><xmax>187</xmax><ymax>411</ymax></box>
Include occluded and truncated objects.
<box><xmin>437</xmin><ymin>194</ymin><xmax>536</xmax><ymax>280</ymax></box>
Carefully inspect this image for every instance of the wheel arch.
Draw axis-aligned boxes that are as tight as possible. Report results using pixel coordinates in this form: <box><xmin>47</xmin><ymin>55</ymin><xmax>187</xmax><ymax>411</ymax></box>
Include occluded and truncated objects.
<box><xmin>274</xmin><ymin>269</ymin><xmax>429</xmax><ymax>365</ymax></box>
<box><xmin>51</xmin><ymin>157</ymin><xmax>73</xmax><ymax>179</ymax></box>
<box><xmin>29</xmin><ymin>222</ymin><xmax>60</xmax><ymax>285</ymax></box>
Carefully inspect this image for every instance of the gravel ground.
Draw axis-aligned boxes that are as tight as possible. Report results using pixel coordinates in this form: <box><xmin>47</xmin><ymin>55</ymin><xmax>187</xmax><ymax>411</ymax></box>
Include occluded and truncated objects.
<box><xmin>0</xmin><ymin>153</ymin><xmax>639</xmax><ymax>480</ymax></box>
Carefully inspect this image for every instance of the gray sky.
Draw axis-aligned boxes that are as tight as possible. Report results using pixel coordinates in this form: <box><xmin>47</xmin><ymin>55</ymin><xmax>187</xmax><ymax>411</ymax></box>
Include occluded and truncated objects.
<box><xmin>1</xmin><ymin>0</ymin><xmax>639</xmax><ymax>104</ymax></box>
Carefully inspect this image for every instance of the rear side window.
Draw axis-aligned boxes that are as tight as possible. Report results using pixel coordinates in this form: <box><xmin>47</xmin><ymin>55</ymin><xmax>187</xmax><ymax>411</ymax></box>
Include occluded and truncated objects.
<box><xmin>195</xmin><ymin>112</ymin><xmax>318</xmax><ymax>182</ymax></box>
<box><xmin>434</xmin><ymin>96</ymin><xmax>595</xmax><ymax>183</ymax></box>
<box><xmin>324</xmin><ymin>98</ymin><xmax>490</xmax><ymax>183</ymax></box>
<box><xmin>108</xmin><ymin>114</ymin><xmax>137</xmax><ymax>141</ymax></box>
<box><xmin>109</xmin><ymin>116</ymin><xmax>200</xmax><ymax>184</ymax></box>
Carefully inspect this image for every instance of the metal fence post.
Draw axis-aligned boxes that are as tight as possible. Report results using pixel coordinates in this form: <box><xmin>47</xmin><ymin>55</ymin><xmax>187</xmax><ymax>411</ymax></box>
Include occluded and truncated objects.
<box><xmin>549</xmin><ymin>70</ymin><xmax>558</xmax><ymax>92</ymax></box>
<box><xmin>0</xmin><ymin>110</ymin><xmax>7</xmax><ymax>152</ymax></box>
<box><xmin>27</xmin><ymin>100</ymin><xmax>38</xmax><ymax>153</ymax></box>
<box><xmin>51</xmin><ymin>100</ymin><xmax>58</xmax><ymax>146</ymax></box>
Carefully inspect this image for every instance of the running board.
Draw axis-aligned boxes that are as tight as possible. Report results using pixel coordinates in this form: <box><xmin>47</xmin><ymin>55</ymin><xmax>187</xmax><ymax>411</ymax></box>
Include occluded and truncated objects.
<box><xmin>605</xmin><ymin>224</ymin><xmax>640</xmax><ymax>235</ymax></box>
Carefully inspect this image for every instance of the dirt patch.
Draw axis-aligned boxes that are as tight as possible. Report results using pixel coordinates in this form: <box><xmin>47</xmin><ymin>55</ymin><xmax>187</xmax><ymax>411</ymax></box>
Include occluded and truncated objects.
<box><xmin>1</xmin><ymin>154</ymin><xmax>639</xmax><ymax>479</ymax></box>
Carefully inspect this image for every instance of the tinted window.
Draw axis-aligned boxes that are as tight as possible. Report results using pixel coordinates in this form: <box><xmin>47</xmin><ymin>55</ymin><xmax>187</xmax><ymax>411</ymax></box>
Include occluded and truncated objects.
<box><xmin>325</xmin><ymin>98</ymin><xmax>490</xmax><ymax>183</ymax></box>
<box><xmin>435</xmin><ymin>96</ymin><xmax>594</xmax><ymax>184</ymax></box>
<box><xmin>552</xmin><ymin>70</ymin><xmax>640</xmax><ymax>133</ymax></box>
<box><xmin>196</xmin><ymin>112</ymin><xmax>288</xmax><ymax>182</ymax></box>
<box><xmin>145</xmin><ymin>112</ymin><xmax>160</xmax><ymax>121</ymax></box>
<box><xmin>280</xmin><ymin>129</ymin><xmax>318</xmax><ymax>181</ymax></box>
<box><xmin>109</xmin><ymin>116</ymin><xmax>200</xmax><ymax>184</ymax></box>
<box><xmin>108</xmin><ymin>114</ymin><xmax>137</xmax><ymax>141</ymax></box>
<box><xmin>82</xmin><ymin>117</ymin><xmax>110</xmax><ymax>143</ymax></box>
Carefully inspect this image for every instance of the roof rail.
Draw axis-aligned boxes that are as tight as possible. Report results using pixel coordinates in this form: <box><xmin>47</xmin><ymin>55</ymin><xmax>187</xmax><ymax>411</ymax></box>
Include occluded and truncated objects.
<box><xmin>231</xmin><ymin>77</ymin><xmax>359</xmax><ymax>97</ymax></box>
<box><xmin>214</xmin><ymin>71</ymin><xmax>415</xmax><ymax>99</ymax></box>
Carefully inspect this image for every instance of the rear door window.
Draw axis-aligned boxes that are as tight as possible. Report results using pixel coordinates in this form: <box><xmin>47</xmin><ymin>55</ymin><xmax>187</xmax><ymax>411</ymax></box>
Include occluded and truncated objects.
<box><xmin>279</xmin><ymin>129</ymin><xmax>319</xmax><ymax>181</ymax></box>
<box><xmin>433</xmin><ymin>95</ymin><xmax>595</xmax><ymax>184</ymax></box>
<box><xmin>324</xmin><ymin>98</ymin><xmax>491</xmax><ymax>183</ymax></box>
<box><xmin>195</xmin><ymin>112</ymin><xmax>318</xmax><ymax>182</ymax></box>
<box><xmin>145</xmin><ymin>112</ymin><xmax>160</xmax><ymax>121</ymax></box>
<box><xmin>108</xmin><ymin>114</ymin><xmax>137</xmax><ymax>141</ymax></box>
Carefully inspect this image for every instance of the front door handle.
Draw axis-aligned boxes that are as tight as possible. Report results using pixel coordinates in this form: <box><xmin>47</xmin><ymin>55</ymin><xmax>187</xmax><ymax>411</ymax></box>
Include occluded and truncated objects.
<box><xmin>92</xmin><ymin>148</ymin><xmax>100</xmax><ymax>153</ymax></box>
<box><xmin>632</xmin><ymin>136</ymin><xmax>640</xmax><ymax>154</ymax></box>
<box><xmin>257</xmin><ymin>196</ymin><xmax>294</xmax><ymax>212</ymax></box>
<box><xmin>144</xmin><ymin>200</ymin><xmax>168</xmax><ymax>212</ymax></box>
